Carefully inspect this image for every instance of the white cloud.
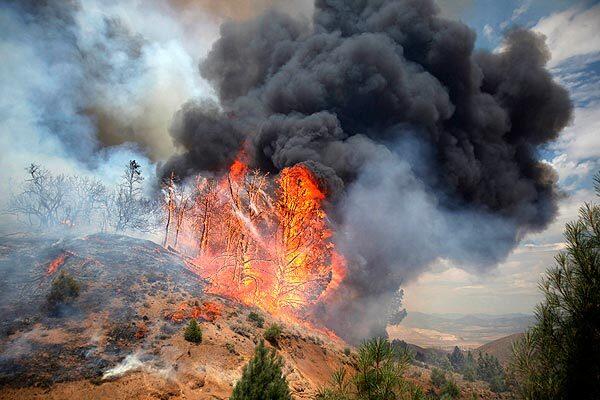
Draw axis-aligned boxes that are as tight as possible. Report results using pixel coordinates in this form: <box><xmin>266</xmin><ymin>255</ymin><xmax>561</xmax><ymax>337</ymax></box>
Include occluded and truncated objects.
<box><xmin>552</xmin><ymin>67</ymin><xmax>600</xmax><ymax>105</ymax></box>
<box><xmin>553</xmin><ymin>102</ymin><xmax>600</xmax><ymax>162</ymax></box>
<box><xmin>545</xmin><ymin>153</ymin><xmax>598</xmax><ymax>189</ymax></box>
<box><xmin>499</xmin><ymin>0</ymin><xmax>532</xmax><ymax>30</ymax></box>
<box><xmin>483</xmin><ymin>24</ymin><xmax>494</xmax><ymax>40</ymax></box>
<box><xmin>533</xmin><ymin>3</ymin><xmax>600</xmax><ymax>68</ymax></box>
<box><xmin>511</xmin><ymin>0</ymin><xmax>532</xmax><ymax>21</ymax></box>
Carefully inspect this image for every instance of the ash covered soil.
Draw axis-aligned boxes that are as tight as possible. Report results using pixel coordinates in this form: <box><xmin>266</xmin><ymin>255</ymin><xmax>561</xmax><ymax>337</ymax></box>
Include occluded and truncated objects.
<box><xmin>0</xmin><ymin>233</ymin><xmax>349</xmax><ymax>399</ymax></box>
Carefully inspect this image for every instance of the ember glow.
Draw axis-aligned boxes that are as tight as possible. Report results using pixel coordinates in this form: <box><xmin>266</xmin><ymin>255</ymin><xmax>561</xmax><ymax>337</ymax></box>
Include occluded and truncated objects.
<box><xmin>165</xmin><ymin>301</ymin><xmax>222</xmax><ymax>323</ymax></box>
<box><xmin>162</xmin><ymin>160</ymin><xmax>346</xmax><ymax>322</ymax></box>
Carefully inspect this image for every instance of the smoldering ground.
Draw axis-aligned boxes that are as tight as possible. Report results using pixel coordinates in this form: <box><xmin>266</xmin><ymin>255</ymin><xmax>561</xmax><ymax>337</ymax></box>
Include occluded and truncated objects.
<box><xmin>161</xmin><ymin>0</ymin><xmax>573</xmax><ymax>341</ymax></box>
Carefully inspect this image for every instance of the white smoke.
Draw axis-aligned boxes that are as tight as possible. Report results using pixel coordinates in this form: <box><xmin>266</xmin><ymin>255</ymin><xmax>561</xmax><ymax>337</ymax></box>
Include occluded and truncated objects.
<box><xmin>0</xmin><ymin>0</ymin><xmax>220</xmax><ymax>224</ymax></box>
<box><xmin>102</xmin><ymin>353</ymin><xmax>145</xmax><ymax>379</ymax></box>
<box><xmin>102</xmin><ymin>352</ymin><xmax>174</xmax><ymax>380</ymax></box>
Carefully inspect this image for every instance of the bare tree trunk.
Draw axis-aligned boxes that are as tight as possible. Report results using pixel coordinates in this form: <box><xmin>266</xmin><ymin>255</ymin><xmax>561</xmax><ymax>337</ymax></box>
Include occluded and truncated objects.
<box><xmin>174</xmin><ymin>201</ymin><xmax>187</xmax><ymax>248</ymax></box>
<box><xmin>163</xmin><ymin>205</ymin><xmax>172</xmax><ymax>247</ymax></box>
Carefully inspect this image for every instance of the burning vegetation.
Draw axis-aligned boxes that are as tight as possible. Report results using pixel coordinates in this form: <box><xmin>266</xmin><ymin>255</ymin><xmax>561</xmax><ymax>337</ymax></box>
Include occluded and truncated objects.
<box><xmin>46</xmin><ymin>252</ymin><xmax>71</xmax><ymax>275</ymax></box>
<box><xmin>166</xmin><ymin>300</ymin><xmax>222</xmax><ymax>323</ymax></box>
<box><xmin>162</xmin><ymin>159</ymin><xmax>346</xmax><ymax>323</ymax></box>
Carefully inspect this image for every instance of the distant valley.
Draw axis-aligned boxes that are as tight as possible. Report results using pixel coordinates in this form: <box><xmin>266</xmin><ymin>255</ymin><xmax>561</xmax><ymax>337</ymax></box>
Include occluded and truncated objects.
<box><xmin>388</xmin><ymin>311</ymin><xmax>534</xmax><ymax>349</ymax></box>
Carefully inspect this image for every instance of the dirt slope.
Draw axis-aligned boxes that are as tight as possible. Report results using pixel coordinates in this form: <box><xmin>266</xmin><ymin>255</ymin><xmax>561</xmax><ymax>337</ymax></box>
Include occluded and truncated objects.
<box><xmin>476</xmin><ymin>333</ymin><xmax>524</xmax><ymax>366</ymax></box>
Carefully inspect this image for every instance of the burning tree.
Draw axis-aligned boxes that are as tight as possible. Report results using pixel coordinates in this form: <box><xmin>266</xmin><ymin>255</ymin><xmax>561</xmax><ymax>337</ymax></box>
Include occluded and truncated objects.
<box><xmin>166</xmin><ymin>160</ymin><xmax>346</xmax><ymax>321</ymax></box>
<box><xmin>7</xmin><ymin>158</ymin><xmax>345</xmax><ymax>323</ymax></box>
<box><xmin>271</xmin><ymin>166</ymin><xmax>336</xmax><ymax>310</ymax></box>
<box><xmin>161</xmin><ymin>172</ymin><xmax>196</xmax><ymax>247</ymax></box>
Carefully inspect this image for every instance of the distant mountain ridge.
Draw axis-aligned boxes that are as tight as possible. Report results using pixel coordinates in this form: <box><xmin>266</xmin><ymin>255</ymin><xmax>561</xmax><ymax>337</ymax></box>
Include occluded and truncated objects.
<box><xmin>420</xmin><ymin>312</ymin><xmax>533</xmax><ymax>320</ymax></box>
<box><xmin>402</xmin><ymin>311</ymin><xmax>533</xmax><ymax>331</ymax></box>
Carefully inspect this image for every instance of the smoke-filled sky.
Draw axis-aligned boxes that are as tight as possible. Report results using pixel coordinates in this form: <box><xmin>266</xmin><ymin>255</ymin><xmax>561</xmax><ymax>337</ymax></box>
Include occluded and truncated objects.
<box><xmin>0</xmin><ymin>0</ymin><xmax>598</xmax><ymax>326</ymax></box>
<box><xmin>404</xmin><ymin>0</ymin><xmax>600</xmax><ymax>315</ymax></box>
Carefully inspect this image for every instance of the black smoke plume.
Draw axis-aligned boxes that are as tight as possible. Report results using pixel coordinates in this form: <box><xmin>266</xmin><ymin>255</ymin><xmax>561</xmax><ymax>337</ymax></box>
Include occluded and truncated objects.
<box><xmin>162</xmin><ymin>0</ymin><xmax>573</xmax><ymax>341</ymax></box>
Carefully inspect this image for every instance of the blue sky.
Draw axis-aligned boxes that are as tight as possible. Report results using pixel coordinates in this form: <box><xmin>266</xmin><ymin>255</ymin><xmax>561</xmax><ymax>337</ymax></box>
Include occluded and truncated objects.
<box><xmin>404</xmin><ymin>0</ymin><xmax>600</xmax><ymax>314</ymax></box>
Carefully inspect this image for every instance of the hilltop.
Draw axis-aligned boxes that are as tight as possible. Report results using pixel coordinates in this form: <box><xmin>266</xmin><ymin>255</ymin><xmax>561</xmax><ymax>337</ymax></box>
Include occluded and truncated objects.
<box><xmin>477</xmin><ymin>333</ymin><xmax>525</xmax><ymax>366</ymax></box>
<box><xmin>0</xmin><ymin>233</ymin><xmax>509</xmax><ymax>399</ymax></box>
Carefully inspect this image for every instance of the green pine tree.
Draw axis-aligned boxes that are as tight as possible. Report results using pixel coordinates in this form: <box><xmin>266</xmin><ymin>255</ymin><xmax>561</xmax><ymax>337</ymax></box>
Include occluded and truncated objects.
<box><xmin>316</xmin><ymin>337</ymin><xmax>417</xmax><ymax>400</ymax></box>
<box><xmin>511</xmin><ymin>172</ymin><xmax>600</xmax><ymax>399</ymax></box>
<box><xmin>184</xmin><ymin>319</ymin><xmax>202</xmax><ymax>343</ymax></box>
<box><xmin>230</xmin><ymin>340</ymin><xmax>291</xmax><ymax>400</ymax></box>
<box><xmin>355</xmin><ymin>337</ymin><xmax>405</xmax><ymax>400</ymax></box>
<box><xmin>448</xmin><ymin>346</ymin><xmax>465</xmax><ymax>371</ymax></box>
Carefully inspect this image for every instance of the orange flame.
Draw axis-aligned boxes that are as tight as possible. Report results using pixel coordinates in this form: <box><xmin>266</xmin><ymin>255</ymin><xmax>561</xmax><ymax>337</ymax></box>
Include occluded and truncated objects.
<box><xmin>162</xmin><ymin>161</ymin><xmax>347</xmax><ymax>325</ymax></box>
<box><xmin>46</xmin><ymin>252</ymin><xmax>71</xmax><ymax>275</ymax></box>
<box><xmin>166</xmin><ymin>301</ymin><xmax>222</xmax><ymax>323</ymax></box>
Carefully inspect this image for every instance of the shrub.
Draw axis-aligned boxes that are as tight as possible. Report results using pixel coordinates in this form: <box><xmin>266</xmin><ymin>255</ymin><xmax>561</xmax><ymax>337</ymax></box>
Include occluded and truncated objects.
<box><xmin>184</xmin><ymin>319</ymin><xmax>202</xmax><ymax>343</ymax></box>
<box><xmin>430</xmin><ymin>368</ymin><xmax>447</xmax><ymax>388</ymax></box>
<box><xmin>315</xmin><ymin>389</ymin><xmax>350</xmax><ymax>400</ymax></box>
<box><xmin>418</xmin><ymin>348</ymin><xmax>453</xmax><ymax>370</ymax></box>
<box><xmin>448</xmin><ymin>346</ymin><xmax>465</xmax><ymax>371</ymax></box>
<box><xmin>230</xmin><ymin>340</ymin><xmax>291</xmax><ymax>400</ymax></box>
<box><xmin>462</xmin><ymin>366</ymin><xmax>476</xmax><ymax>382</ymax></box>
<box><xmin>475</xmin><ymin>352</ymin><xmax>506</xmax><ymax>391</ymax></box>
<box><xmin>226</xmin><ymin>342</ymin><xmax>236</xmax><ymax>354</ymax></box>
<box><xmin>355</xmin><ymin>337</ymin><xmax>406</xmax><ymax>399</ymax></box>
<box><xmin>47</xmin><ymin>271</ymin><xmax>80</xmax><ymax>306</ymax></box>
<box><xmin>247</xmin><ymin>311</ymin><xmax>264</xmax><ymax>328</ymax></box>
<box><xmin>401</xmin><ymin>381</ymin><xmax>428</xmax><ymax>400</ymax></box>
<box><xmin>264</xmin><ymin>323</ymin><xmax>282</xmax><ymax>344</ymax></box>
<box><xmin>319</xmin><ymin>337</ymin><xmax>423</xmax><ymax>400</ymax></box>
<box><xmin>316</xmin><ymin>369</ymin><xmax>351</xmax><ymax>400</ymax></box>
<box><xmin>343</xmin><ymin>347</ymin><xmax>351</xmax><ymax>356</ymax></box>
<box><xmin>391</xmin><ymin>339</ymin><xmax>415</xmax><ymax>365</ymax></box>
<box><xmin>440</xmin><ymin>380</ymin><xmax>460</xmax><ymax>399</ymax></box>
<box><xmin>489</xmin><ymin>375</ymin><xmax>507</xmax><ymax>393</ymax></box>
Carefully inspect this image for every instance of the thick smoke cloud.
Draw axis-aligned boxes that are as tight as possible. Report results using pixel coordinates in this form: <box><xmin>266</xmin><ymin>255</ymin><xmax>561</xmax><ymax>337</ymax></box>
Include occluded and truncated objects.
<box><xmin>162</xmin><ymin>100</ymin><xmax>245</xmax><ymax>176</ymax></box>
<box><xmin>162</xmin><ymin>0</ymin><xmax>573</xmax><ymax>341</ymax></box>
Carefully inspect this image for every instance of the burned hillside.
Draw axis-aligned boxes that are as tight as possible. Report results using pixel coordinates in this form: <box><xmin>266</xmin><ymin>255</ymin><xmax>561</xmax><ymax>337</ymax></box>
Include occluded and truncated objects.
<box><xmin>0</xmin><ymin>233</ymin><xmax>350</xmax><ymax>399</ymax></box>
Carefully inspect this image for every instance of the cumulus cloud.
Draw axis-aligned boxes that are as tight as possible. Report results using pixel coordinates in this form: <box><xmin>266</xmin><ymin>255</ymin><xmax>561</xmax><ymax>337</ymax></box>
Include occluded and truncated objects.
<box><xmin>546</xmin><ymin>153</ymin><xmax>598</xmax><ymax>190</ymax></box>
<box><xmin>553</xmin><ymin>103</ymin><xmax>600</xmax><ymax>164</ymax></box>
<box><xmin>533</xmin><ymin>2</ymin><xmax>600</xmax><ymax>68</ymax></box>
